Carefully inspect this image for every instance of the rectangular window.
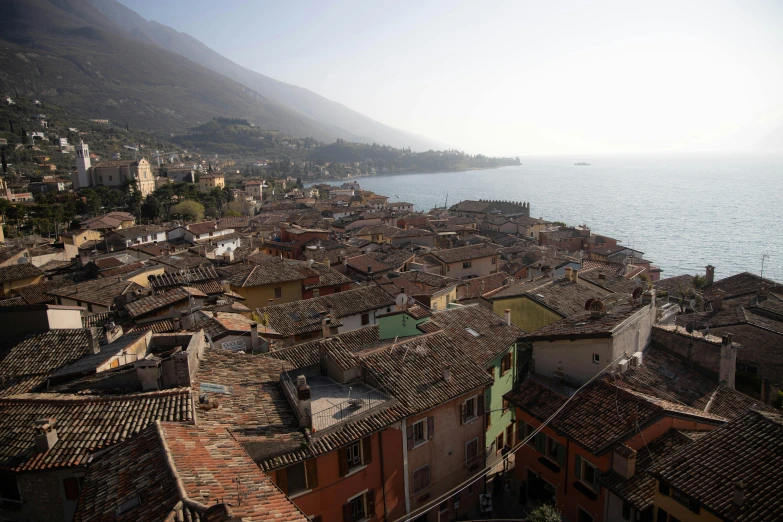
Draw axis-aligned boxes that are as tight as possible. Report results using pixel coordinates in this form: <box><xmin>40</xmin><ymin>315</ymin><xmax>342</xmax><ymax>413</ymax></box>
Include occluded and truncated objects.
<box><xmin>413</xmin><ymin>465</ymin><xmax>430</xmax><ymax>493</ymax></box>
<box><xmin>466</xmin><ymin>438</ymin><xmax>478</xmax><ymax>464</ymax></box>
<box><xmin>492</xmin><ymin>257</ymin><xmax>497</xmax><ymax>264</ymax></box>
<box><xmin>496</xmin><ymin>433</ymin><xmax>504</xmax><ymax>454</ymax></box>
<box><xmin>622</xmin><ymin>502</ymin><xmax>632</xmax><ymax>521</ymax></box>
<box><xmin>578</xmin><ymin>508</ymin><xmax>594</xmax><ymax>522</ymax></box>
<box><xmin>462</xmin><ymin>396</ymin><xmax>477</xmax><ymax>422</ymax></box>
<box><xmin>349</xmin><ymin>495</ymin><xmax>365</xmax><ymax>521</ymax></box>
<box><xmin>274</xmin><ymin>287</ymin><xmax>282</xmax><ymax>299</ymax></box>
<box><xmin>361</xmin><ymin>313</ymin><xmax>370</xmax><ymax>325</ymax></box>
<box><xmin>347</xmin><ymin>442</ymin><xmax>361</xmax><ymax>468</ymax></box>
<box><xmin>575</xmin><ymin>455</ymin><xmax>601</xmax><ymax>493</ymax></box>
<box><xmin>500</xmin><ymin>352</ymin><xmax>513</xmax><ymax>375</ymax></box>
<box><xmin>0</xmin><ymin>473</ymin><xmax>21</xmax><ymax>502</ymax></box>
<box><xmin>462</xmin><ymin>261</ymin><xmax>472</xmax><ymax>269</ymax></box>
<box><xmin>286</xmin><ymin>462</ymin><xmax>307</xmax><ymax>495</ymax></box>
<box><xmin>413</xmin><ymin>420</ymin><xmax>426</xmax><ymax>445</ymax></box>
<box><xmin>592</xmin><ymin>353</ymin><xmax>600</xmax><ymax>364</ymax></box>
<box><xmin>439</xmin><ymin>501</ymin><xmax>448</xmax><ymax>513</ymax></box>
<box><xmin>503</xmin><ymin>398</ymin><xmax>509</xmax><ymax>413</ymax></box>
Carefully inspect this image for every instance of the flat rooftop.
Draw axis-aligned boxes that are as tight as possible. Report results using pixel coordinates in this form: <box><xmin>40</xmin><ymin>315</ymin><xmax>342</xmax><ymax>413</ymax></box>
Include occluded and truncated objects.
<box><xmin>306</xmin><ymin>374</ymin><xmax>392</xmax><ymax>432</ymax></box>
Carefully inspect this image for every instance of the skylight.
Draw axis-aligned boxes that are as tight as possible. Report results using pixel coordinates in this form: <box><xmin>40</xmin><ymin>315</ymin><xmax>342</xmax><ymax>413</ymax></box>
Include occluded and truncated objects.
<box><xmin>466</xmin><ymin>328</ymin><xmax>481</xmax><ymax>337</ymax></box>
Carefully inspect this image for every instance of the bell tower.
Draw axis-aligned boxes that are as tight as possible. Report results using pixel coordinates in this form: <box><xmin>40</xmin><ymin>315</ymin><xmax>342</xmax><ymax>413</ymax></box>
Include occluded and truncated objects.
<box><xmin>75</xmin><ymin>141</ymin><xmax>91</xmax><ymax>190</ymax></box>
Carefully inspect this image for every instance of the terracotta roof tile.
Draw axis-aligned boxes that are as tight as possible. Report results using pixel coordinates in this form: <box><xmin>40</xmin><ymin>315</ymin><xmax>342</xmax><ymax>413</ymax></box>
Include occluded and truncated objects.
<box><xmin>649</xmin><ymin>410</ymin><xmax>783</xmax><ymax>521</ymax></box>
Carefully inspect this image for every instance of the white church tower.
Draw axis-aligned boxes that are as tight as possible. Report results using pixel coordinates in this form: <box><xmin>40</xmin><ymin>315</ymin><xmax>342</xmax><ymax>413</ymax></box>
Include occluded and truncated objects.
<box><xmin>74</xmin><ymin>141</ymin><xmax>92</xmax><ymax>190</ymax></box>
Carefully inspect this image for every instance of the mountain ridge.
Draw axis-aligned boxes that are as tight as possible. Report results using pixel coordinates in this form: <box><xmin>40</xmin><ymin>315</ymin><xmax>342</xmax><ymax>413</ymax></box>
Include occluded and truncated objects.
<box><xmin>86</xmin><ymin>0</ymin><xmax>446</xmax><ymax>151</ymax></box>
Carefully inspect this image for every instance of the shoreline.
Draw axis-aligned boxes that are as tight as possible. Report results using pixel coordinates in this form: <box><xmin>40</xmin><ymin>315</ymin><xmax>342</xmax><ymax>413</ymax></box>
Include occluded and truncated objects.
<box><xmin>306</xmin><ymin>164</ymin><xmax>514</xmax><ymax>185</ymax></box>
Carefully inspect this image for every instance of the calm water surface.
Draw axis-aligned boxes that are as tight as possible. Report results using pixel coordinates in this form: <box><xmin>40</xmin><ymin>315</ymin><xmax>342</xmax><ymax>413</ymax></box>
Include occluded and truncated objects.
<box><xmin>312</xmin><ymin>153</ymin><xmax>783</xmax><ymax>282</ymax></box>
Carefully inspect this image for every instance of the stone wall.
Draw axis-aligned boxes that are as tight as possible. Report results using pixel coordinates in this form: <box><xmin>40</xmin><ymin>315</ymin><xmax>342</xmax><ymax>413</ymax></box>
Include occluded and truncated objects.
<box><xmin>651</xmin><ymin>325</ymin><xmax>722</xmax><ymax>378</ymax></box>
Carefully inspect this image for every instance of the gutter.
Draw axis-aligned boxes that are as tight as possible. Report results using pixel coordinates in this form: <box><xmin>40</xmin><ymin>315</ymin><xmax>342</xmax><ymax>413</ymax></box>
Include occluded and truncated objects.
<box><xmin>401</xmin><ymin>421</ymin><xmax>411</xmax><ymax>515</ymax></box>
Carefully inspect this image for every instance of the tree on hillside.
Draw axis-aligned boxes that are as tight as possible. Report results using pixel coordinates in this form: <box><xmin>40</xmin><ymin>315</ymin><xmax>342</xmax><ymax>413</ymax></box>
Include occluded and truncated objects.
<box><xmin>1</xmin><ymin>151</ymin><xmax>6</xmax><ymax>174</ymax></box>
<box><xmin>171</xmin><ymin>200</ymin><xmax>204</xmax><ymax>222</ymax></box>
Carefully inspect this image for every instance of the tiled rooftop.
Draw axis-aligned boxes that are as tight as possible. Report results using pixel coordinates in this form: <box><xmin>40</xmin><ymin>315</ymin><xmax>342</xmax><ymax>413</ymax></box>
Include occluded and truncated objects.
<box><xmin>0</xmin><ymin>263</ymin><xmax>44</xmax><ymax>283</ymax></box>
<box><xmin>431</xmin><ymin>242</ymin><xmax>500</xmax><ymax>264</ymax></box>
<box><xmin>0</xmin><ymin>389</ymin><xmax>192</xmax><ymax>471</ymax></box>
<box><xmin>124</xmin><ymin>287</ymin><xmax>192</xmax><ymax>318</ymax></box>
<box><xmin>48</xmin><ymin>278</ymin><xmax>142</xmax><ymax>307</ymax></box>
<box><xmin>523</xmin><ymin>305</ymin><xmax>649</xmax><ymax>341</ymax></box>
<box><xmin>649</xmin><ymin>410</ymin><xmax>783</xmax><ymax>521</ymax></box>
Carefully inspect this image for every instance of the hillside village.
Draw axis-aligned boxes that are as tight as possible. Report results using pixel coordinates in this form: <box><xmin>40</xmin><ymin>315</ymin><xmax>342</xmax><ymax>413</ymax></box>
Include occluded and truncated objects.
<box><xmin>0</xmin><ymin>121</ymin><xmax>781</xmax><ymax>522</ymax></box>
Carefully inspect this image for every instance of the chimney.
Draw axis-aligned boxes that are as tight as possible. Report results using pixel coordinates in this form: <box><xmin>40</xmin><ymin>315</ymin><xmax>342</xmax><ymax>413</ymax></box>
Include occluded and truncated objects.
<box><xmin>180</xmin><ymin>310</ymin><xmax>194</xmax><ymax>331</ymax></box>
<box><xmin>442</xmin><ymin>364</ymin><xmax>452</xmax><ymax>383</ymax></box>
<box><xmin>712</xmin><ymin>289</ymin><xmax>726</xmax><ymax>311</ymax></box>
<box><xmin>172</xmin><ymin>316</ymin><xmax>181</xmax><ymax>331</ymax></box>
<box><xmin>758</xmin><ymin>285</ymin><xmax>769</xmax><ymax>302</ymax></box>
<box><xmin>296</xmin><ymin>375</ymin><xmax>313</xmax><ymax>426</ymax></box>
<box><xmin>719</xmin><ymin>333</ymin><xmax>737</xmax><ymax>389</ymax></box>
<box><xmin>706</xmin><ymin>265</ymin><xmax>715</xmax><ymax>286</ymax></box>
<box><xmin>87</xmin><ymin>332</ymin><xmax>100</xmax><ymax>354</ymax></box>
<box><xmin>612</xmin><ymin>445</ymin><xmax>637</xmax><ymax>479</ymax></box>
<box><xmin>642</xmin><ymin>289</ymin><xmax>655</xmax><ymax>306</ymax></box>
<box><xmin>572</xmin><ymin>268</ymin><xmax>578</xmax><ymax>283</ymax></box>
<box><xmin>250</xmin><ymin>322</ymin><xmax>259</xmax><ymax>350</ymax></box>
<box><xmin>564</xmin><ymin>267</ymin><xmax>572</xmax><ymax>281</ymax></box>
<box><xmin>320</xmin><ymin>310</ymin><xmax>329</xmax><ymax>339</ymax></box>
<box><xmin>222</xmin><ymin>280</ymin><xmax>231</xmax><ymax>293</ymax></box>
<box><xmin>598</xmin><ymin>272</ymin><xmax>606</xmax><ymax>284</ymax></box>
<box><xmin>733</xmin><ymin>480</ymin><xmax>747</xmax><ymax>506</ymax></box>
<box><xmin>135</xmin><ymin>359</ymin><xmax>162</xmax><ymax>391</ymax></box>
<box><xmin>223</xmin><ymin>250</ymin><xmax>234</xmax><ymax>264</ymax></box>
<box><xmin>504</xmin><ymin>308</ymin><xmax>511</xmax><ymax>326</ymax></box>
<box><xmin>34</xmin><ymin>418</ymin><xmax>58</xmax><ymax>453</ymax></box>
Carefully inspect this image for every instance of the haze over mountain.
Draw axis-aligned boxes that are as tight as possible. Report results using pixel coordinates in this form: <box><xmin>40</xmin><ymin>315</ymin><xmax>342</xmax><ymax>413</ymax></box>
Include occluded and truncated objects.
<box><xmin>0</xmin><ymin>0</ymin><xmax>443</xmax><ymax>150</ymax></box>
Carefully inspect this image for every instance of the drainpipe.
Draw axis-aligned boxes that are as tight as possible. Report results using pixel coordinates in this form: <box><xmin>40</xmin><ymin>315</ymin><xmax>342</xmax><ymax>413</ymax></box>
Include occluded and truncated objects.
<box><xmin>401</xmin><ymin>421</ymin><xmax>411</xmax><ymax>516</ymax></box>
<box><xmin>379</xmin><ymin>429</ymin><xmax>389</xmax><ymax>521</ymax></box>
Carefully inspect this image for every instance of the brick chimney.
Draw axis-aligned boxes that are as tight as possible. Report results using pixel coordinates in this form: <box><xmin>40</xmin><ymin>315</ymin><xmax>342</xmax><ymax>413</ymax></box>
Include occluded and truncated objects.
<box><xmin>296</xmin><ymin>375</ymin><xmax>312</xmax><ymax>426</ymax></box>
<box><xmin>612</xmin><ymin>445</ymin><xmax>637</xmax><ymax>479</ymax></box>
<box><xmin>320</xmin><ymin>310</ymin><xmax>330</xmax><ymax>339</ymax></box>
<box><xmin>706</xmin><ymin>265</ymin><xmax>715</xmax><ymax>286</ymax></box>
<box><xmin>250</xmin><ymin>322</ymin><xmax>259</xmax><ymax>350</ymax></box>
<box><xmin>442</xmin><ymin>364</ymin><xmax>452</xmax><ymax>383</ymax></box>
<box><xmin>719</xmin><ymin>333</ymin><xmax>737</xmax><ymax>389</ymax></box>
<box><xmin>712</xmin><ymin>289</ymin><xmax>726</xmax><ymax>311</ymax></box>
<box><xmin>34</xmin><ymin>418</ymin><xmax>58</xmax><ymax>453</ymax></box>
<box><xmin>87</xmin><ymin>332</ymin><xmax>100</xmax><ymax>354</ymax></box>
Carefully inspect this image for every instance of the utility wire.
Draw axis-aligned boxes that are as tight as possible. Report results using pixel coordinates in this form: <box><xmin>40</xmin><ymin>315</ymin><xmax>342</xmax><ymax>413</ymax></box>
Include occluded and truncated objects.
<box><xmin>394</xmin><ymin>352</ymin><xmax>627</xmax><ymax>522</ymax></box>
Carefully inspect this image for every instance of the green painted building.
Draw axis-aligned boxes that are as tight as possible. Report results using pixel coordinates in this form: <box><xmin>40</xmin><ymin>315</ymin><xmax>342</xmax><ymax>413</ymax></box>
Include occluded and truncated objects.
<box><xmin>376</xmin><ymin>302</ymin><xmax>525</xmax><ymax>467</ymax></box>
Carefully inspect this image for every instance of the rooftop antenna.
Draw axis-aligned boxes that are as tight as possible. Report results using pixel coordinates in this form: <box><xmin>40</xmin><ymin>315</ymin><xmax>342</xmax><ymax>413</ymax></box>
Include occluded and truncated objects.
<box><xmin>444</xmin><ymin>193</ymin><xmax>448</xmax><ymax>209</ymax></box>
<box><xmin>761</xmin><ymin>252</ymin><xmax>770</xmax><ymax>279</ymax></box>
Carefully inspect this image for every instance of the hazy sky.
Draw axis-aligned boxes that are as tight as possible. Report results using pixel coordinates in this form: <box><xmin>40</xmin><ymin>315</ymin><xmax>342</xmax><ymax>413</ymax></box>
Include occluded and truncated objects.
<box><xmin>122</xmin><ymin>0</ymin><xmax>783</xmax><ymax>156</ymax></box>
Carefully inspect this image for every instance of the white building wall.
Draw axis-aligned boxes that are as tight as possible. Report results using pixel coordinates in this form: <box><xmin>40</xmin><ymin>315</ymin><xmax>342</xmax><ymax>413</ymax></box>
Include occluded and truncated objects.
<box><xmin>336</xmin><ymin>306</ymin><xmax>393</xmax><ymax>334</ymax></box>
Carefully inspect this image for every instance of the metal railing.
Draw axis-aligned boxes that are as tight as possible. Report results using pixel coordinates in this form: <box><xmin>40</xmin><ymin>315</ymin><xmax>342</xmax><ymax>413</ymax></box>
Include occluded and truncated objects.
<box><xmin>310</xmin><ymin>387</ymin><xmax>390</xmax><ymax>432</ymax></box>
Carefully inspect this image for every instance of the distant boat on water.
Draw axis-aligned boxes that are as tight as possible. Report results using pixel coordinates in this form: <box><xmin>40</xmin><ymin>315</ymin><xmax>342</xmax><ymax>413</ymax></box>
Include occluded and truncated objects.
<box><xmin>574</xmin><ymin>162</ymin><xmax>590</xmax><ymax>166</ymax></box>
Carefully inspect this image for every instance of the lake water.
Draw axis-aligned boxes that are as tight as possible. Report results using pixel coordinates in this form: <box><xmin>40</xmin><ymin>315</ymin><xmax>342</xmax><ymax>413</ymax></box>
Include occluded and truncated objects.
<box><xmin>311</xmin><ymin>153</ymin><xmax>783</xmax><ymax>282</ymax></box>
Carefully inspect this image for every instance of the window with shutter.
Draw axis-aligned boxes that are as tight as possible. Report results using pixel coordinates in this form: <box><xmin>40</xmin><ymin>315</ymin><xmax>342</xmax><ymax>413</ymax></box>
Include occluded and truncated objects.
<box><xmin>362</xmin><ymin>436</ymin><xmax>372</xmax><ymax>466</ymax></box>
<box><xmin>413</xmin><ymin>465</ymin><xmax>431</xmax><ymax>493</ymax></box>
<box><xmin>305</xmin><ymin>459</ymin><xmax>318</xmax><ymax>489</ymax></box>
<box><xmin>286</xmin><ymin>462</ymin><xmax>307</xmax><ymax>494</ymax></box>
<box><xmin>276</xmin><ymin>468</ymin><xmax>289</xmax><ymax>495</ymax></box>
<box><xmin>365</xmin><ymin>489</ymin><xmax>375</xmax><ymax>517</ymax></box>
<box><xmin>465</xmin><ymin>438</ymin><xmax>478</xmax><ymax>464</ymax></box>
<box><xmin>427</xmin><ymin>416</ymin><xmax>435</xmax><ymax>440</ymax></box>
<box><xmin>574</xmin><ymin>454</ymin><xmax>583</xmax><ymax>480</ymax></box>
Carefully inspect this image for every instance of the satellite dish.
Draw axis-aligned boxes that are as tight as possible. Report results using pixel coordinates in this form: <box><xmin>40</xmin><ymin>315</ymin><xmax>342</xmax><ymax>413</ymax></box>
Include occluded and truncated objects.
<box><xmin>585</xmin><ymin>298</ymin><xmax>596</xmax><ymax>310</ymax></box>
<box><xmin>632</xmin><ymin>287</ymin><xmax>643</xmax><ymax>300</ymax></box>
<box><xmin>395</xmin><ymin>293</ymin><xmax>408</xmax><ymax>308</ymax></box>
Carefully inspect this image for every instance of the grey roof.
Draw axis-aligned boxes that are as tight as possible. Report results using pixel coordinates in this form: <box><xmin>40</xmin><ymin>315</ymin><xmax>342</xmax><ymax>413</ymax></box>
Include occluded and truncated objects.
<box><xmin>0</xmin><ymin>263</ymin><xmax>44</xmax><ymax>284</ymax></box>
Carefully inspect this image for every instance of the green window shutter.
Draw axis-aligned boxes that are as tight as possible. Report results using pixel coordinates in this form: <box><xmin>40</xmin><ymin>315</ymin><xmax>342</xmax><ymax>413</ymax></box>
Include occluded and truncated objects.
<box><xmin>574</xmin><ymin>454</ymin><xmax>582</xmax><ymax>480</ymax></box>
<box><xmin>556</xmin><ymin>442</ymin><xmax>566</xmax><ymax>467</ymax></box>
